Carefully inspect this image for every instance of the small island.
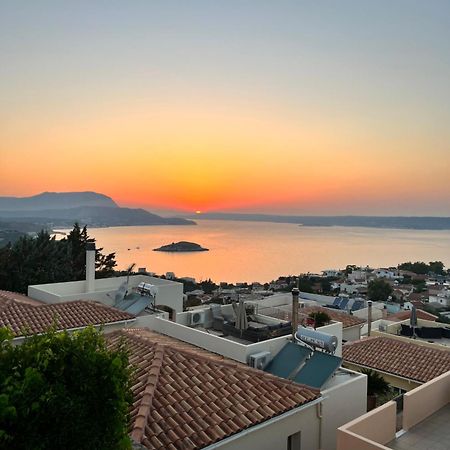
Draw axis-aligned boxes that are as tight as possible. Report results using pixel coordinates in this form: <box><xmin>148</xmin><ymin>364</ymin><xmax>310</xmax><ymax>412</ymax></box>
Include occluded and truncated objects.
<box><xmin>153</xmin><ymin>241</ymin><xmax>209</xmax><ymax>252</ymax></box>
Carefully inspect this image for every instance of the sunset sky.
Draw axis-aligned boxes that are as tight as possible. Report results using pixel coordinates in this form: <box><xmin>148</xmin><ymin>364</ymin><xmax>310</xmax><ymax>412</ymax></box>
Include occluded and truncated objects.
<box><xmin>1</xmin><ymin>1</ymin><xmax>449</xmax><ymax>215</ymax></box>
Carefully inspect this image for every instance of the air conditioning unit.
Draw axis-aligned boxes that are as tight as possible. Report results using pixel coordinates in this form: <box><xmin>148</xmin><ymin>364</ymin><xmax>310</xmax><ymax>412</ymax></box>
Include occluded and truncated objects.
<box><xmin>248</xmin><ymin>351</ymin><xmax>271</xmax><ymax>370</ymax></box>
<box><xmin>189</xmin><ymin>310</ymin><xmax>206</xmax><ymax>326</ymax></box>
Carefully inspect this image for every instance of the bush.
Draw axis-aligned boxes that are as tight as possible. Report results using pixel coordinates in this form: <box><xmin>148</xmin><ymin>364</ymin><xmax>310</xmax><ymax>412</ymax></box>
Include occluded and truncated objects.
<box><xmin>0</xmin><ymin>327</ymin><xmax>132</xmax><ymax>450</ymax></box>
<box><xmin>308</xmin><ymin>311</ymin><xmax>331</xmax><ymax>327</ymax></box>
<box><xmin>360</xmin><ymin>368</ymin><xmax>390</xmax><ymax>397</ymax></box>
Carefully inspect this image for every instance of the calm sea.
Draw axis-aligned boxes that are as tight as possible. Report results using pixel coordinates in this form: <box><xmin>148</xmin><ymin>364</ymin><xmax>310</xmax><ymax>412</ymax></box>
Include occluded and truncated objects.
<box><xmin>63</xmin><ymin>220</ymin><xmax>450</xmax><ymax>284</ymax></box>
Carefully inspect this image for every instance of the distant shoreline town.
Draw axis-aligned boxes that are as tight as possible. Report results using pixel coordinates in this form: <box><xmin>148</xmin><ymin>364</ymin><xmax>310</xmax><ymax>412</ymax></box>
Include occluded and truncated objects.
<box><xmin>145</xmin><ymin>260</ymin><xmax>450</xmax><ymax>322</ymax></box>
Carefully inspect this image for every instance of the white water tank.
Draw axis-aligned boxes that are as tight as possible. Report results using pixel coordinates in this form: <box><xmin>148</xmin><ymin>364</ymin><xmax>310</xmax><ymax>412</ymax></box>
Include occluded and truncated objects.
<box><xmin>296</xmin><ymin>326</ymin><xmax>338</xmax><ymax>353</ymax></box>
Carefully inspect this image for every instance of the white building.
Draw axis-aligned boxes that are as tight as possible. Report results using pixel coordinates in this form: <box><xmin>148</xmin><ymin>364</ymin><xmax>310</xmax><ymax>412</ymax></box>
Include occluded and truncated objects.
<box><xmin>28</xmin><ymin>244</ymin><xmax>184</xmax><ymax>315</ymax></box>
<box><xmin>429</xmin><ymin>289</ymin><xmax>450</xmax><ymax>307</ymax></box>
<box><xmin>322</xmin><ymin>269</ymin><xmax>342</xmax><ymax>278</ymax></box>
<box><xmin>347</xmin><ymin>269</ymin><xmax>368</xmax><ymax>283</ymax></box>
<box><xmin>135</xmin><ymin>309</ymin><xmax>367</xmax><ymax>450</ymax></box>
<box><xmin>373</xmin><ymin>268</ymin><xmax>401</xmax><ymax>280</ymax></box>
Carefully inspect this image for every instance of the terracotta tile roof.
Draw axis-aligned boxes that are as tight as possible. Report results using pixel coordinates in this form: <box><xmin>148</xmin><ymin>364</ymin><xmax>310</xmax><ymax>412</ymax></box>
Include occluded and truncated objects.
<box><xmin>407</xmin><ymin>293</ymin><xmax>428</xmax><ymax>302</ymax></box>
<box><xmin>0</xmin><ymin>290</ymin><xmax>43</xmax><ymax>306</ymax></box>
<box><xmin>0</xmin><ymin>297</ymin><xmax>135</xmax><ymax>337</ymax></box>
<box><xmin>388</xmin><ymin>309</ymin><xmax>438</xmax><ymax>322</ymax></box>
<box><xmin>299</xmin><ymin>306</ymin><xmax>365</xmax><ymax>329</ymax></box>
<box><xmin>122</xmin><ymin>328</ymin><xmax>236</xmax><ymax>363</ymax></box>
<box><xmin>259</xmin><ymin>304</ymin><xmax>365</xmax><ymax>329</ymax></box>
<box><xmin>407</xmin><ymin>300</ymin><xmax>426</xmax><ymax>308</ymax></box>
<box><xmin>343</xmin><ymin>336</ymin><xmax>450</xmax><ymax>383</ymax></box>
<box><xmin>107</xmin><ymin>329</ymin><xmax>320</xmax><ymax>449</ymax></box>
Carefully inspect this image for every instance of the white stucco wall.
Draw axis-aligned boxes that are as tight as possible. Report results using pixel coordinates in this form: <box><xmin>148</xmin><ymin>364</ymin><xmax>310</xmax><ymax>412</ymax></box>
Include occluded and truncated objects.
<box><xmin>352</xmin><ymin>306</ymin><xmax>383</xmax><ymax>321</ymax></box>
<box><xmin>138</xmin><ymin>315</ymin><xmax>251</xmax><ymax>362</ymax></box>
<box><xmin>321</xmin><ymin>369</ymin><xmax>368</xmax><ymax>450</ymax></box>
<box><xmin>138</xmin><ymin>315</ymin><xmax>291</xmax><ymax>364</ymax></box>
<box><xmin>206</xmin><ymin>400</ymin><xmax>321</xmax><ymax>450</ymax></box>
<box><xmin>28</xmin><ymin>275</ymin><xmax>184</xmax><ymax>313</ymax></box>
<box><xmin>342</xmin><ymin>325</ymin><xmax>362</xmax><ymax>342</ymax></box>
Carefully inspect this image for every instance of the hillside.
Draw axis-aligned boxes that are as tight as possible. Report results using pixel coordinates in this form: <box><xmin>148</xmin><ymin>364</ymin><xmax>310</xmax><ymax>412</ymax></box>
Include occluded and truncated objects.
<box><xmin>0</xmin><ymin>191</ymin><xmax>117</xmax><ymax>210</ymax></box>
<box><xmin>0</xmin><ymin>192</ymin><xmax>195</xmax><ymax>228</ymax></box>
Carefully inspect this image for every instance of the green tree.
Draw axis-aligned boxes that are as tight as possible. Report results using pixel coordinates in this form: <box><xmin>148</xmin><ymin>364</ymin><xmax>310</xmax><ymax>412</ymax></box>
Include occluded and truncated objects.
<box><xmin>0</xmin><ymin>224</ymin><xmax>117</xmax><ymax>293</ymax></box>
<box><xmin>65</xmin><ymin>223</ymin><xmax>116</xmax><ymax>279</ymax></box>
<box><xmin>360</xmin><ymin>368</ymin><xmax>390</xmax><ymax>397</ymax></box>
<box><xmin>413</xmin><ymin>282</ymin><xmax>426</xmax><ymax>293</ymax></box>
<box><xmin>320</xmin><ymin>279</ymin><xmax>332</xmax><ymax>293</ymax></box>
<box><xmin>66</xmin><ymin>223</ymin><xmax>89</xmax><ymax>279</ymax></box>
<box><xmin>398</xmin><ymin>261</ymin><xmax>429</xmax><ymax>274</ymax></box>
<box><xmin>308</xmin><ymin>311</ymin><xmax>331</xmax><ymax>327</ymax></box>
<box><xmin>367</xmin><ymin>279</ymin><xmax>393</xmax><ymax>302</ymax></box>
<box><xmin>345</xmin><ymin>265</ymin><xmax>357</xmax><ymax>276</ymax></box>
<box><xmin>0</xmin><ymin>327</ymin><xmax>132</xmax><ymax>450</ymax></box>
<box><xmin>200</xmin><ymin>278</ymin><xmax>217</xmax><ymax>294</ymax></box>
<box><xmin>429</xmin><ymin>261</ymin><xmax>445</xmax><ymax>275</ymax></box>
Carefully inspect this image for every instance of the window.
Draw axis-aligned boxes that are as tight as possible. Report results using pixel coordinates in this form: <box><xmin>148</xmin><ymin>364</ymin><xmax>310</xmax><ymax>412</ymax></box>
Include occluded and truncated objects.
<box><xmin>287</xmin><ymin>431</ymin><xmax>301</xmax><ymax>450</ymax></box>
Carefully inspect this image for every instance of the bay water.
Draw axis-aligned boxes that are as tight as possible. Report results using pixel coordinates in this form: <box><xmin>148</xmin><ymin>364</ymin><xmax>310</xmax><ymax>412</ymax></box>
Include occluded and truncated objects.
<box><xmin>63</xmin><ymin>220</ymin><xmax>450</xmax><ymax>284</ymax></box>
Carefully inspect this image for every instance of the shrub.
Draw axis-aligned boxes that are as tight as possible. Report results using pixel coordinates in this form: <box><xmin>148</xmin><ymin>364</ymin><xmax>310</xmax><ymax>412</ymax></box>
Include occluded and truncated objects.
<box><xmin>0</xmin><ymin>327</ymin><xmax>132</xmax><ymax>450</ymax></box>
<box><xmin>308</xmin><ymin>311</ymin><xmax>331</xmax><ymax>327</ymax></box>
<box><xmin>361</xmin><ymin>368</ymin><xmax>390</xmax><ymax>396</ymax></box>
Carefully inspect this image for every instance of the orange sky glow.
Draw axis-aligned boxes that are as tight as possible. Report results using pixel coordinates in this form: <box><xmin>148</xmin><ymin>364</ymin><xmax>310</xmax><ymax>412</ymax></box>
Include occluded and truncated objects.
<box><xmin>1</xmin><ymin>2</ymin><xmax>449</xmax><ymax>216</ymax></box>
<box><xmin>0</xmin><ymin>96</ymin><xmax>448</xmax><ymax>214</ymax></box>
<box><xmin>1</xmin><ymin>95</ymin><xmax>449</xmax><ymax>215</ymax></box>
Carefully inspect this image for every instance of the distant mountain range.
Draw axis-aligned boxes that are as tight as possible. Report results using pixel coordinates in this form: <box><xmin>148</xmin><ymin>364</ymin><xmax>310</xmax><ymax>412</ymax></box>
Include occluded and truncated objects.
<box><xmin>0</xmin><ymin>192</ymin><xmax>195</xmax><ymax>228</ymax></box>
<box><xmin>0</xmin><ymin>191</ymin><xmax>118</xmax><ymax>211</ymax></box>
<box><xmin>185</xmin><ymin>212</ymin><xmax>450</xmax><ymax>230</ymax></box>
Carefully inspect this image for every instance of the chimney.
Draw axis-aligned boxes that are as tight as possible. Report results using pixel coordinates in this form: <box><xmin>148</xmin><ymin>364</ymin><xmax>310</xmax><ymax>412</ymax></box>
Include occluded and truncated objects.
<box><xmin>367</xmin><ymin>300</ymin><xmax>372</xmax><ymax>336</ymax></box>
<box><xmin>292</xmin><ymin>287</ymin><xmax>299</xmax><ymax>340</ymax></box>
<box><xmin>86</xmin><ymin>241</ymin><xmax>96</xmax><ymax>292</ymax></box>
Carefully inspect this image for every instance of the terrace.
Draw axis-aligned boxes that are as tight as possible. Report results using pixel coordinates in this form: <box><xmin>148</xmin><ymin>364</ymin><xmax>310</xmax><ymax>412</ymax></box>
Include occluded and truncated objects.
<box><xmin>337</xmin><ymin>370</ymin><xmax>450</xmax><ymax>450</ymax></box>
<box><xmin>389</xmin><ymin>405</ymin><xmax>450</xmax><ymax>450</ymax></box>
<box><xmin>28</xmin><ymin>274</ymin><xmax>184</xmax><ymax>314</ymax></box>
<box><xmin>381</xmin><ymin>318</ymin><xmax>450</xmax><ymax>348</ymax></box>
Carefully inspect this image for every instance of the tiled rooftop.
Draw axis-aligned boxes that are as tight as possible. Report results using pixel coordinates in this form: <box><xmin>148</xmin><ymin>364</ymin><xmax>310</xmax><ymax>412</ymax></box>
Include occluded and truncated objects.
<box><xmin>299</xmin><ymin>306</ymin><xmax>365</xmax><ymax>329</ymax></box>
<box><xmin>343</xmin><ymin>336</ymin><xmax>450</xmax><ymax>383</ymax></box>
<box><xmin>108</xmin><ymin>329</ymin><xmax>320</xmax><ymax>449</ymax></box>
<box><xmin>261</xmin><ymin>304</ymin><xmax>365</xmax><ymax>329</ymax></box>
<box><xmin>0</xmin><ymin>296</ymin><xmax>135</xmax><ymax>337</ymax></box>
<box><xmin>388</xmin><ymin>309</ymin><xmax>438</xmax><ymax>322</ymax></box>
<box><xmin>0</xmin><ymin>290</ymin><xmax>43</xmax><ymax>305</ymax></box>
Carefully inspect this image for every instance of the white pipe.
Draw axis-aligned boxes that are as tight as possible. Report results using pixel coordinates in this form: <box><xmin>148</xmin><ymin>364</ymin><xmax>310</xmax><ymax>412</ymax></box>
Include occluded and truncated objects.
<box><xmin>316</xmin><ymin>402</ymin><xmax>323</xmax><ymax>450</ymax></box>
